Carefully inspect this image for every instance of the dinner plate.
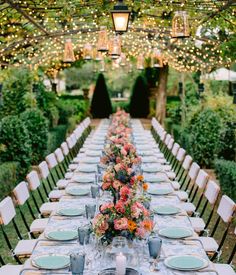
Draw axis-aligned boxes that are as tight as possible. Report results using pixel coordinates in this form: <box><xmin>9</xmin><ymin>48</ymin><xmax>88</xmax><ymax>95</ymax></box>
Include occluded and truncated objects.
<box><xmin>148</xmin><ymin>189</ymin><xmax>173</xmax><ymax>195</ymax></box>
<box><xmin>83</xmin><ymin>157</ymin><xmax>100</xmax><ymax>164</ymax></box>
<box><xmin>46</xmin><ymin>230</ymin><xmax>78</xmax><ymax>241</ymax></box>
<box><xmin>57</xmin><ymin>208</ymin><xmax>84</xmax><ymax>216</ymax></box>
<box><xmin>141</xmin><ymin>156</ymin><xmax>158</xmax><ymax>163</ymax></box>
<box><xmin>32</xmin><ymin>254</ymin><xmax>70</xmax><ymax>270</ymax></box>
<box><xmin>142</xmin><ymin>166</ymin><xmax>162</xmax><ymax>173</ymax></box>
<box><xmin>164</xmin><ymin>255</ymin><xmax>208</xmax><ymax>271</ymax></box>
<box><xmin>65</xmin><ymin>188</ymin><xmax>90</xmax><ymax>196</ymax></box>
<box><xmin>76</xmin><ymin>165</ymin><xmax>97</xmax><ymax>173</ymax></box>
<box><xmin>86</xmin><ymin>150</ymin><xmax>101</xmax><ymax>157</ymax></box>
<box><xmin>72</xmin><ymin>175</ymin><xmax>94</xmax><ymax>183</ymax></box>
<box><xmin>145</xmin><ymin>175</ymin><xmax>166</xmax><ymax>183</ymax></box>
<box><xmin>153</xmin><ymin>205</ymin><xmax>181</xmax><ymax>215</ymax></box>
<box><xmin>159</xmin><ymin>227</ymin><xmax>193</xmax><ymax>239</ymax></box>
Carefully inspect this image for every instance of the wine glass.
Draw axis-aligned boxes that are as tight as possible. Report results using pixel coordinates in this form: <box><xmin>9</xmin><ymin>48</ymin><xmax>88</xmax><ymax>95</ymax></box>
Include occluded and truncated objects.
<box><xmin>148</xmin><ymin>236</ymin><xmax>162</xmax><ymax>271</ymax></box>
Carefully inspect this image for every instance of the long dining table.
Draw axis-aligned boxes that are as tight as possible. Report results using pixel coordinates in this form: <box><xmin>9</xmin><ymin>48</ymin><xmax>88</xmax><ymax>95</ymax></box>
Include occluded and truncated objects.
<box><xmin>19</xmin><ymin>119</ymin><xmax>217</xmax><ymax>275</ymax></box>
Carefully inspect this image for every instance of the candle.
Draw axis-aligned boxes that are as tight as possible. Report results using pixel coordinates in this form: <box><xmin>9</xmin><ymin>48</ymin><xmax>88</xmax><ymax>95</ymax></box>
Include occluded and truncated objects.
<box><xmin>116</xmin><ymin>252</ymin><xmax>127</xmax><ymax>275</ymax></box>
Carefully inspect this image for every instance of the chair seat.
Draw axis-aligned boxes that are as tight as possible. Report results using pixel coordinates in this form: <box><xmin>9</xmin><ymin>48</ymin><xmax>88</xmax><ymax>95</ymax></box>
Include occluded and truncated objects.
<box><xmin>214</xmin><ymin>263</ymin><xmax>236</xmax><ymax>275</ymax></box>
<box><xmin>40</xmin><ymin>202</ymin><xmax>59</xmax><ymax>216</ymax></box>
<box><xmin>48</xmin><ymin>190</ymin><xmax>65</xmax><ymax>200</ymax></box>
<box><xmin>156</xmin><ymin>158</ymin><xmax>166</xmax><ymax>164</ymax></box>
<box><xmin>181</xmin><ymin>202</ymin><xmax>196</xmax><ymax>214</ymax></box>
<box><xmin>56</xmin><ymin>179</ymin><xmax>69</xmax><ymax>189</ymax></box>
<box><xmin>14</xmin><ymin>239</ymin><xmax>37</xmax><ymax>256</ymax></box>
<box><xmin>190</xmin><ymin>217</ymin><xmax>205</xmax><ymax>232</ymax></box>
<box><xmin>174</xmin><ymin>190</ymin><xmax>188</xmax><ymax>201</ymax></box>
<box><xmin>199</xmin><ymin>237</ymin><xmax>218</xmax><ymax>252</ymax></box>
<box><xmin>30</xmin><ymin>218</ymin><xmax>49</xmax><ymax>233</ymax></box>
<box><xmin>65</xmin><ymin>172</ymin><xmax>73</xmax><ymax>180</ymax></box>
<box><xmin>166</xmin><ymin>171</ymin><xmax>176</xmax><ymax>179</ymax></box>
<box><xmin>171</xmin><ymin>181</ymin><xmax>180</xmax><ymax>190</ymax></box>
<box><xmin>163</xmin><ymin>165</ymin><xmax>172</xmax><ymax>171</ymax></box>
<box><xmin>68</xmin><ymin>164</ymin><xmax>78</xmax><ymax>171</ymax></box>
<box><xmin>0</xmin><ymin>265</ymin><xmax>22</xmax><ymax>275</ymax></box>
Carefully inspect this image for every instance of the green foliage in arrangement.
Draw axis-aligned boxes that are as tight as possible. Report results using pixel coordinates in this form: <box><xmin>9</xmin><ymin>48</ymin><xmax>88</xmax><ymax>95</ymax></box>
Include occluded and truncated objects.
<box><xmin>0</xmin><ymin>115</ymin><xmax>32</xmax><ymax>175</ymax></box>
<box><xmin>185</xmin><ymin>108</ymin><xmax>222</xmax><ymax>168</ymax></box>
<box><xmin>129</xmin><ymin>75</ymin><xmax>150</xmax><ymax>118</ymax></box>
<box><xmin>21</xmin><ymin>108</ymin><xmax>49</xmax><ymax>164</ymax></box>
<box><xmin>0</xmin><ymin>67</ymin><xmax>36</xmax><ymax>118</ymax></box>
<box><xmin>0</xmin><ymin>162</ymin><xmax>20</xmax><ymax>200</ymax></box>
<box><xmin>215</xmin><ymin>159</ymin><xmax>236</xmax><ymax>201</ymax></box>
<box><xmin>90</xmin><ymin>73</ymin><xmax>112</xmax><ymax>118</ymax></box>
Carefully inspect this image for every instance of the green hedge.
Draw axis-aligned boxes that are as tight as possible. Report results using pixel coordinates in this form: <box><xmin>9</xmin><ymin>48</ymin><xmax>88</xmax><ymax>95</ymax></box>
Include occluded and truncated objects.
<box><xmin>0</xmin><ymin>162</ymin><xmax>20</xmax><ymax>200</ymax></box>
<box><xmin>21</xmin><ymin>108</ymin><xmax>49</xmax><ymax>164</ymax></box>
<box><xmin>47</xmin><ymin>124</ymin><xmax>68</xmax><ymax>154</ymax></box>
<box><xmin>0</xmin><ymin>115</ymin><xmax>32</xmax><ymax>175</ymax></box>
<box><xmin>215</xmin><ymin>159</ymin><xmax>236</xmax><ymax>201</ymax></box>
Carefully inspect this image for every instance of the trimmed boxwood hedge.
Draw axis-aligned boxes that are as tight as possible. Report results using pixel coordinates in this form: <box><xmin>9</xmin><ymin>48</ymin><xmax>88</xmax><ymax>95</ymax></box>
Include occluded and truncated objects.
<box><xmin>215</xmin><ymin>159</ymin><xmax>236</xmax><ymax>201</ymax></box>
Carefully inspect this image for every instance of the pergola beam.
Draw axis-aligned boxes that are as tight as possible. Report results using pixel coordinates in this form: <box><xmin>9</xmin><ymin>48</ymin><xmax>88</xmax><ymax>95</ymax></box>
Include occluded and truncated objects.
<box><xmin>3</xmin><ymin>0</ymin><xmax>50</xmax><ymax>35</ymax></box>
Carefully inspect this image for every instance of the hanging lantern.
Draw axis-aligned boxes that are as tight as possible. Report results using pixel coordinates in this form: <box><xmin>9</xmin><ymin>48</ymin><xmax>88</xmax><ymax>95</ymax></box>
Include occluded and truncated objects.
<box><xmin>178</xmin><ymin>82</ymin><xmax>183</xmax><ymax>95</ymax></box>
<box><xmin>63</xmin><ymin>39</ymin><xmax>75</xmax><ymax>63</ymax></box>
<box><xmin>120</xmin><ymin>53</ymin><xmax>126</xmax><ymax>66</ymax></box>
<box><xmin>152</xmin><ymin>48</ymin><xmax>163</xmax><ymax>68</ymax></box>
<box><xmin>83</xmin><ymin>43</ymin><xmax>93</xmax><ymax>60</ymax></box>
<box><xmin>109</xmin><ymin>36</ymin><xmax>121</xmax><ymax>59</ymax></box>
<box><xmin>172</xmin><ymin>11</ymin><xmax>190</xmax><ymax>38</ymax></box>
<box><xmin>111</xmin><ymin>0</ymin><xmax>131</xmax><ymax>34</ymax></box>
<box><xmin>232</xmin><ymin>83</ymin><xmax>236</xmax><ymax>104</ymax></box>
<box><xmin>137</xmin><ymin>54</ymin><xmax>144</xmax><ymax>70</ymax></box>
<box><xmin>93</xmin><ymin>49</ymin><xmax>103</xmax><ymax>61</ymax></box>
<box><xmin>97</xmin><ymin>26</ymin><xmax>109</xmax><ymax>52</ymax></box>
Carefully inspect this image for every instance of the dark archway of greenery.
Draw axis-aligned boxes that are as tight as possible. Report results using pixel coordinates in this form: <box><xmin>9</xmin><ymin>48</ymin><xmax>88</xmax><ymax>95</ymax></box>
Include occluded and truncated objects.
<box><xmin>90</xmin><ymin>73</ymin><xmax>112</xmax><ymax>118</ymax></box>
<box><xmin>129</xmin><ymin>75</ymin><xmax>150</xmax><ymax>118</ymax></box>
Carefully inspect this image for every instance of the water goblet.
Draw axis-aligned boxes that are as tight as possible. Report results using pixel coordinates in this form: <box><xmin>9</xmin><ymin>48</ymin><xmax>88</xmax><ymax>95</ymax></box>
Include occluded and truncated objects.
<box><xmin>78</xmin><ymin>226</ymin><xmax>90</xmax><ymax>246</ymax></box>
<box><xmin>91</xmin><ymin>185</ymin><xmax>100</xmax><ymax>198</ymax></box>
<box><xmin>70</xmin><ymin>251</ymin><xmax>85</xmax><ymax>275</ymax></box>
<box><xmin>148</xmin><ymin>235</ymin><xmax>162</xmax><ymax>271</ymax></box>
<box><xmin>85</xmin><ymin>204</ymin><xmax>96</xmax><ymax>220</ymax></box>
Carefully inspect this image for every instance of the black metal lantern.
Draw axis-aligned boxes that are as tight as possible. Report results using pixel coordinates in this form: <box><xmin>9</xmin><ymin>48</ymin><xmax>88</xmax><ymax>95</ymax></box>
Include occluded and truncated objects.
<box><xmin>232</xmin><ymin>82</ymin><xmax>236</xmax><ymax>104</ymax></box>
<box><xmin>198</xmin><ymin>83</ymin><xmax>204</xmax><ymax>94</ymax></box>
<box><xmin>178</xmin><ymin>82</ymin><xmax>183</xmax><ymax>95</ymax></box>
<box><xmin>111</xmin><ymin>0</ymin><xmax>131</xmax><ymax>34</ymax></box>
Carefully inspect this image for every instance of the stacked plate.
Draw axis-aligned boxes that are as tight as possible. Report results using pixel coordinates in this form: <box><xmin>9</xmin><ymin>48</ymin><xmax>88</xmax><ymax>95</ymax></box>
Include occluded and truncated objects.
<box><xmin>65</xmin><ymin>187</ymin><xmax>90</xmax><ymax>196</ymax></box>
<box><xmin>148</xmin><ymin>188</ymin><xmax>173</xmax><ymax>196</ymax></box>
<box><xmin>159</xmin><ymin>226</ymin><xmax>193</xmax><ymax>239</ymax></box>
<box><xmin>72</xmin><ymin>175</ymin><xmax>94</xmax><ymax>183</ymax></box>
<box><xmin>153</xmin><ymin>205</ymin><xmax>181</xmax><ymax>215</ymax></box>
<box><xmin>45</xmin><ymin>230</ymin><xmax>78</xmax><ymax>241</ymax></box>
<box><xmin>57</xmin><ymin>207</ymin><xmax>84</xmax><ymax>216</ymax></box>
<box><xmin>164</xmin><ymin>255</ymin><xmax>208</xmax><ymax>271</ymax></box>
<box><xmin>32</xmin><ymin>254</ymin><xmax>70</xmax><ymax>270</ymax></box>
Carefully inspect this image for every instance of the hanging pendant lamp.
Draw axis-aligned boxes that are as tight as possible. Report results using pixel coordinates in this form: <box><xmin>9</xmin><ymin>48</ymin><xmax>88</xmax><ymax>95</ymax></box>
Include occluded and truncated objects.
<box><xmin>172</xmin><ymin>11</ymin><xmax>190</xmax><ymax>38</ymax></box>
<box><xmin>97</xmin><ymin>26</ymin><xmax>109</xmax><ymax>52</ymax></box>
<box><xmin>153</xmin><ymin>48</ymin><xmax>163</xmax><ymax>68</ymax></box>
<box><xmin>111</xmin><ymin>0</ymin><xmax>131</xmax><ymax>34</ymax></box>
<box><xmin>109</xmin><ymin>36</ymin><xmax>121</xmax><ymax>59</ymax></box>
<box><xmin>83</xmin><ymin>43</ymin><xmax>93</xmax><ymax>60</ymax></box>
<box><xmin>63</xmin><ymin>39</ymin><xmax>75</xmax><ymax>63</ymax></box>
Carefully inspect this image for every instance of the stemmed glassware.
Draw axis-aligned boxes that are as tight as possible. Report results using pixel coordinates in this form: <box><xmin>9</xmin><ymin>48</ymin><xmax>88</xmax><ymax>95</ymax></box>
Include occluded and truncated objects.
<box><xmin>148</xmin><ymin>235</ymin><xmax>162</xmax><ymax>271</ymax></box>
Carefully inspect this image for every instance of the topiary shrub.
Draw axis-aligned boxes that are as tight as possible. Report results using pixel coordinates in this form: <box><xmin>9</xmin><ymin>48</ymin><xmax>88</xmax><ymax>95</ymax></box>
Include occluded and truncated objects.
<box><xmin>187</xmin><ymin>108</ymin><xmax>222</xmax><ymax>167</ymax></box>
<box><xmin>90</xmin><ymin>73</ymin><xmax>112</xmax><ymax>118</ymax></box>
<box><xmin>0</xmin><ymin>162</ymin><xmax>20</xmax><ymax>200</ymax></box>
<box><xmin>129</xmin><ymin>75</ymin><xmax>150</xmax><ymax>118</ymax></box>
<box><xmin>21</xmin><ymin>108</ymin><xmax>49</xmax><ymax>164</ymax></box>
<box><xmin>215</xmin><ymin>159</ymin><xmax>236</xmax><ymax>201</ymax></box>
<box><xmin>0</xmin><ymin>115</ymin><xmax>32</xmax><ymax>175</ymax></box>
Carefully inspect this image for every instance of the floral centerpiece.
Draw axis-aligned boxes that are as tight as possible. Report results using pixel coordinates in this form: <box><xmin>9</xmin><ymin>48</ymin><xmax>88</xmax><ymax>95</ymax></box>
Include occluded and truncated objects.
<box><xmin>92</xmin><ymin>194</ymin><xmax>154</xmax><ymax>244</ymax></box>
<box><xmin>101</xmin><ymin>142</ymin><xmax>141</xmax><ymax>167</ymax></box>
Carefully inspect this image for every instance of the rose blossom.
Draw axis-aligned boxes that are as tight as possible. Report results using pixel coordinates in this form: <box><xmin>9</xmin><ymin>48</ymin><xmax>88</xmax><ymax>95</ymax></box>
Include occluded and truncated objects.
<box><xmin>100</xmin><ymin>202</ymin><xmax>114</xmax><ymax>213</ymax></box>
<box><xmin>135</xmin><ymin>227</ymin><xmax>146</xmax><ymax>238</ymax></box>
<box><xmin>121</xmin><ymin>148</ymin><xmax>127</xmax><ymax>156</ymax></box>
<box><xmin>102</xmin><ymin>181</ymin><xmax>111</xmax><ymax>190</ymax></box>
<box><xmin>114</xmin><ymin>217</ymin><xmax>128</xmax><ymax>230</ymax></box>
<box><xmin>113</xmin><ymin>180</ymin><xmax>122</xmax><ymax>190</ymax></box>
<box><xmin>115</xmin><ymin>200</ymin><xmax>125</xmax><ymax>214</ymax></box>
<box><xmin>120</xmin><ymin>186</ymin><xmax>130</xmax><ymax>199</ymax></box>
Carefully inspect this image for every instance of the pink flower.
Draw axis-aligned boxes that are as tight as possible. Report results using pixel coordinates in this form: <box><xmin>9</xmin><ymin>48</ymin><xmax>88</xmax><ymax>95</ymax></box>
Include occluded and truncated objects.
<box><xmin>131</xmin><ymin>202</ymin><xmax>143</xmax><ymax>218</ymax></box>
<box><xmin>114</xmin><ymin>163</ymin><xmax>122</xmax><ymax>172</ymax></box>
<box><xmin>120</xmin><ymin>186</ymin><xmax>130</xmax><ymax>198</ymax></box>
<box><xmin>116</xmin><ymin>157</ymin><xmax>121</xmax><ymax>163</ymax></box>
<box><xmin>115</xmin><ymin>200</ymin><xmax>125</xmax><ymax>214</ymax></box>
<box><xmin>102</xmin><ymin>181</ymin><xmax>111</xmax><ymax>190</ymax></box>
<box><xmin>114</xmin><ymin>217</ymin><xmax>128</xmax><ymax>230</ymax></box>
<box><xmin>127</xmin><ymin>168</ymin><xmax>133</xmax><ymax>175</ymax></box>
<box><xmin>113</xmin><ymin>180</ymin><xmax>122</xmax><ymax>190</ymax></box>
<box><xmin>121</xmin><ymin>148</ymin><xmax>127</xmax><ymax>156</ymax></box>
<box><xmin>100</xmin><ymin>202</ymin><xmax>114</xmax><ymax>213</ymax></box>
<box><xmin>135</xmin><ymin>227</ymin><xmax>146</xmax><ymax>238</ymax></box>
<box><xmin>93</xmin><ymin>214</ymin><xmax>109</xmax><ymax>236</ymax></box>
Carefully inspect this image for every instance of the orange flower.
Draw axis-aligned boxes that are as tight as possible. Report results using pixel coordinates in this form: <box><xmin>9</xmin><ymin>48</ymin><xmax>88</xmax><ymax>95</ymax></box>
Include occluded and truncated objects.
<box><xmin>128</xmin><ymin>220</ymin><xmax>137</xmax><ymax>232</ymax></box>
<box><xmin>142</xmin><ymin>183</ymin><xmax>149</xmax><ymax>191</ymax></box>
<box><xmin>142</xmin><ymin>220</ymin><xmax>153</xmax><ymax>232</ymax></box>
<box><xmin>137</xmin><ymin>175</ymin><xmax>144</xmax><ymax>181</ymax></box>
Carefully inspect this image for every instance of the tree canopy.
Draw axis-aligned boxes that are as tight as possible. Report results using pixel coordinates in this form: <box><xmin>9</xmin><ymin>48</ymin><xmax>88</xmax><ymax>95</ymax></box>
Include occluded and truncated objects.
<box><xmin>0</xmin><ymin>0</ymin><xmax>235</xmax><ymax>72</ymax></box>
